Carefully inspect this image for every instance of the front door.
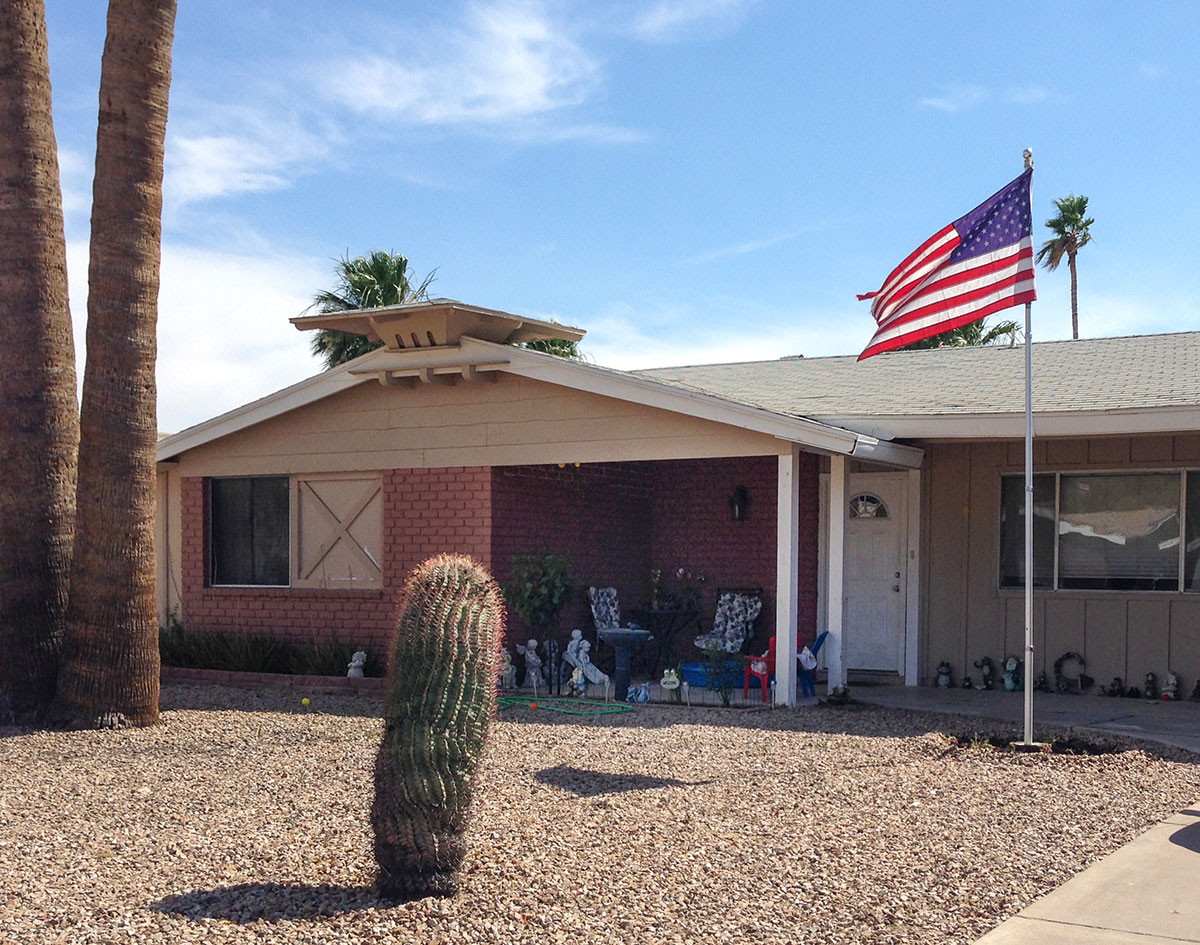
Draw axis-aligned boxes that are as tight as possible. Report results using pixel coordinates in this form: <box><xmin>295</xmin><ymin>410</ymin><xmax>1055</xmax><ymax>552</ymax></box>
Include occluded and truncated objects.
<box><xmin>844</xmin><ymin>473</ymin><xmax>907</xmax><ymax>673</ymax></box>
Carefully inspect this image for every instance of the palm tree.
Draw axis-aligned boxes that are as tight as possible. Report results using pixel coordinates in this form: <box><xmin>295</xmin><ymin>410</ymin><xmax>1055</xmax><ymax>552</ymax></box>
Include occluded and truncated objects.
<box><xmin>308</xmin><ymin>251</ymin><xmax>437</xmax><ymax>369</ymax></box>
<box><xmin>52</xmin><ymin>0</ymin><xmax>177</xmax><ymax>728</ymax></box>
<box><xmin>0</xmin><ymin>0</ymin><xmax>81</xmax><ymax>721</ymax></box>
<box><xmin>903</xmin><ymin>317</ymin><xmax>1020</xmax><ymax>351</ymax></box>
<box><xmin>1036</xmin><ymin>194</ymin><xmax>1094</xmax><ymax>340</ymax></box>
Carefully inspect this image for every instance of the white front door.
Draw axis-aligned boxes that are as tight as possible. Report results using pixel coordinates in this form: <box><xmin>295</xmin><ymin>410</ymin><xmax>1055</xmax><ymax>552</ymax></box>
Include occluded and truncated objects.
<box><xmin>844</xmin><ymin>473</ymin><xmax>908</xmax><ymax>673</ymax></box>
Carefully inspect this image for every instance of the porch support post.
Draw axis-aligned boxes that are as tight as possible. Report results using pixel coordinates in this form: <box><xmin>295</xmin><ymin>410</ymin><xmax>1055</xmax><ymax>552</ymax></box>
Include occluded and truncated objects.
<box><xmin>774</xmin><ymin>446</ymin><xmax>800</xmax><ymax>706</ymax></box>
<box><xmin>826</xmin><ymin>453</ymin><xmax>848</xmax><ymax>692</ymax></box>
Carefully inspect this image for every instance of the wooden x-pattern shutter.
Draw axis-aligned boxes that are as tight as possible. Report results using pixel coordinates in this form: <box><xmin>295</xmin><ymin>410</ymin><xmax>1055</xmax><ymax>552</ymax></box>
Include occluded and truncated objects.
<box><xmin>294</xmin><ymin>474</ymin><xmax>383</xmax><ymax>588</ymax></box>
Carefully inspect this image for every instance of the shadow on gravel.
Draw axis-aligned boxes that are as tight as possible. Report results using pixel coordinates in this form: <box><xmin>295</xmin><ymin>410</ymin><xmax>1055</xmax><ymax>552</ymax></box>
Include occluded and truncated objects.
<box><xmin>151</xmin><ymin>882</ymin><xmax>379</xmax><ymax>922</ymax></box>
<box><xmin>536</xmin><ymin>763</ymin><xmax>712</xmax><ymax>797</ymax></box>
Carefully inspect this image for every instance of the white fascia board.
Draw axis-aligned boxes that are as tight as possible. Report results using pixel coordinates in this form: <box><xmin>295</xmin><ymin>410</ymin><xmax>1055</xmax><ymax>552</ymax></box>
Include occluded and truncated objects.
<box><xmin>155</xmin><ymin>357</ymin><xmax>376</xmax><ymax>461</ymax></box>
<box><xmin>851</xmin><ymin>435</ymin><xmax>924</xmax><ymax>469</ymax></box>
<box><xmin>819</xmin><ymin>405</ymin><xmax>1200</xmax><ymax>441</ymax></box>
<box><xmin>477</xmin><ymin>337</ymin><xmax>865</xmax><ymax>457</ymax></box>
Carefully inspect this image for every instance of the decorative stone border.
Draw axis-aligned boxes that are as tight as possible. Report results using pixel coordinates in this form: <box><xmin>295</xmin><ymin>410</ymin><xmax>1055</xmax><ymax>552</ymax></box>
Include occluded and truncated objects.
<box><xmin>161</xmin><ymin>666</ymin><xmax>387</xmax><ymax>694</ymax></box>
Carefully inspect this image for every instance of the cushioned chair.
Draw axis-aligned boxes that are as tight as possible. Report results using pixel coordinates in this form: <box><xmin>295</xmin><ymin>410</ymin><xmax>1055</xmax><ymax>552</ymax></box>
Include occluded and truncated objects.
<box><xmin>587</xmin><ymin>586</ymin><xmax>622</xmax><ymax>631</ymax></box>
<box><xmin>694</xmin><ymin>588</ymin><xmax>763</xmax><ymax>654</ymax></box>
<box><xmin>744</xmin><ymin>635</ymin><xmax>776</xmax><ymax>703</ymax></box>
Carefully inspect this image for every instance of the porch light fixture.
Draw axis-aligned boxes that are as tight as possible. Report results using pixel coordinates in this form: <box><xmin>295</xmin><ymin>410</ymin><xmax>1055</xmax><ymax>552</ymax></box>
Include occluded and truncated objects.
<box><xmin>730</xmin><ymin>485</ymin><xmax>751</xmax><ymax>522</ymax></box>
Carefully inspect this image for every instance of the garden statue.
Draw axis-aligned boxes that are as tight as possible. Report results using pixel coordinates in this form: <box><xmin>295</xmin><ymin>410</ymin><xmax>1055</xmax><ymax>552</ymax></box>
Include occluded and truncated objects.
<box><xmin>973</xmin><ymin>657</ymin><xmax>995</xmax><ymax>690</ymax></box>
<box><xmin>498</xmin><ymin>650</ymin><xmax>517</xmax><ymax>691</ymax></box>
<box><xmin>1054</xmin><ymin>652</ymin><xmax>1093</xmax><ymax>694</ymax></box>
<box><xmin>1143</xmin><ymin>672</ymin><xmax>1159</xmax><ymax>700</ymax></box>
<box><xmin>568</xmin><ymin>638</ymin><xmax>611</xmax><ymax>696</ymax></box>
<box><xmin>516</xmin><ymin>639</ymin><xmax>544</xmax><ymax>691</ymax></box>
<box><xmin>1162</xmin><ymin>672</ymin><xmax>1178</xmax><ymax>701</ymax></box>
<box><xmin>1002</xmin><ymin>656</ymin><xmax>1021</xmax><ymax>692</ymax></box>
<box><xmin>1104</xmin><ymin>677</ymin><xmax>1123</xmax><ymax>697</ymax></box>
<box><xmin>1033</xmin><ymin>672</ymin><xmax>1052</xmax><ymax>693</ymax></box>
<box><xmin>567</xmin><ymin>666</ymin><xmax>586</xmax><ymax>697</ymax></box>
<box><xmin>347</xmin><ymin>650</ymin><xmax>367</xmax><ymax>678</ymax></box>
<box><xmin>627</xmin><ymin>681</ymin><xmax>651</xmax><ymax>703</ymax></box>
<box><xmin>936</xmin><ymin>661</ymin><xmax>953</xmax><ymax>688</ymax></box>
<box><xmin>371</xmin><ymin>553</ymin><xmax>503</xmax><ymax>900</ymax></box>
<box><xmin>961</xmin><ymin>676</ymin><xmax>973</xmax><ymax>689</ymax></box>
<box><xmin>660</xmin><ymin>668</ymin><xmax>681</xmax><ymax>693</ymax></box>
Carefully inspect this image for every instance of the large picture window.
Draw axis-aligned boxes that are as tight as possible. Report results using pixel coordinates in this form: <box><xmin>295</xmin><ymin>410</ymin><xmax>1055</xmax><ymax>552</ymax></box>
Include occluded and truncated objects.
<box><xmin>1000</xmin><ymin>471</ymin><xmax>1188</xmax><ymax>592</ymax></box>
<box><xmin>210</xmin><ymin>477</ymin><xmax>290</xmax><ymax>586</ymax></box>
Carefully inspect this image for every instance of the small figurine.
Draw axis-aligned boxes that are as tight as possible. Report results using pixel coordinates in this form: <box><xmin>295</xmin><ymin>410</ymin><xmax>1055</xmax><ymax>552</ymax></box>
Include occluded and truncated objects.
<box><xmin>1143</xmin><ymin>672</ymin><xmax>1159</xmax><ymax>700</ymax></box>
<box><xmin>498</xmin><ymin>650</ymin><xmax>518</xmax><ymax>690</ymax></box>
<box><xmin>516</xmin><ymin>638</ymin><xmax>544</xmax><ymax>690</ymax></box>
<box><xmin>936</xmin><ymin>661</ymin><xmax>954</xmax><ymax>688</ymax></box>
<box><xmin>1105</xmin><ymin>677</ymin><xmax>1123</xmax><ymax>698</ymax></box>
<box><xmin>346</xmin><ymin>649</ymin><xmax>366</xmax><ymax>678</ymax></box>
<box><xmin>962</xmin><ymin>676</ymin><xmax>973</xmax><ymax>689</ymax></box>
<box><xmin>1002</xmin><ymin>656</ymin><xmax>1022</xmax><ymax>692</ymax></box>
<box><xmin>566</xmin><ymin>666</ymin><xmax>587</xmax><ymax>697</ymax></box>
<box><xmin>1161</xmin><ymin>672</ymin><xmax>1178</xmax><ymax>701</ymax></box>
<box><xmin>1033</xmin><ymin>672</ymin><xmax>1052</xmax><ymax>693</ymax></box>
<box><xmin>660</xmin><ymin>668</ymin><xmax>681</xmax><ymax>702</ymax></box>
<box><xmin>626</xmin><ymin>681</ymin><xmax>651</xmax><ymax>703</ymax></box>
<box><xmin>1126</xmin><ymin>686</ymin><xmax>1142</xmax><ymax>699</ymax></box>
<box><xmin>974</xmin><ymin>657</ymin><xmax>995</xmax><ymax>690</ymax></box>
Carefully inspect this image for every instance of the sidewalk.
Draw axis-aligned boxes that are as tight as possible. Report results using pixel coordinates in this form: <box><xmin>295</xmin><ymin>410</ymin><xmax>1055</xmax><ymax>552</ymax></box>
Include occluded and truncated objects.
<box><xmin>852</xmin><ymin>684</ymin><xmax>1200</xmax><ymax>944</ymax></box>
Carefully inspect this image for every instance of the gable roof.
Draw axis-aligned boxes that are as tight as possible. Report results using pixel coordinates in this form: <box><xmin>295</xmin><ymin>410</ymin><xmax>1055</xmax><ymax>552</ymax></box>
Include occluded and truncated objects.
<box><xmin>155</xmin><ymin>336</ymin><xmax>924</xmax><ymax>468</ymax></box>
<box><xmin>639</xmin><ymin>331</ymin><xmax>1200</xmax><ymax>439</ymax></box>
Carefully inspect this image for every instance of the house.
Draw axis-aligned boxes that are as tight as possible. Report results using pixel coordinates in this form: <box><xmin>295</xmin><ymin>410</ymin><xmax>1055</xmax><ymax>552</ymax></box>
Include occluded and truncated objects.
<box><xmin>155</xmin><ymin>299</ymin><xmax>1200</xmax><ymax>703</ymax></box>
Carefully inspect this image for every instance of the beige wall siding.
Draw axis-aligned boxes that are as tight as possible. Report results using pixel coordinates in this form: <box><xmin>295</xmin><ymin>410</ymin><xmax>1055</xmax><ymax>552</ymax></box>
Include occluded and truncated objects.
<box><xmin>174</xmin><ymin>374</ymin><xmax>786</xmax><ymax>477</ymax></box>
<box><xmin>920</xmin><ymin>434</ymin><xmax>1200</xmax><ymax>687</ymax></box>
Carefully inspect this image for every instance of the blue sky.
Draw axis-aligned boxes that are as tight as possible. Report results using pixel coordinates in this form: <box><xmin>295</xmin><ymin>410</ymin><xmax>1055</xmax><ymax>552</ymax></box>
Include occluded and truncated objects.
<box><xmin>44</xmin><ymin>0</ymin><xmax>1200</xmax><ymax>432</ymax></box>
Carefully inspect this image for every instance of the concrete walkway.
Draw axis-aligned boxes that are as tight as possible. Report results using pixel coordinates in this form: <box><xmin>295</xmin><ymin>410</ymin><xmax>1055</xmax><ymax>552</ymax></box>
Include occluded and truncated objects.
<box><xmin>851</xmin><ymin>685</ymin><xmax>1200</xmax><ymax>944</ymax></box>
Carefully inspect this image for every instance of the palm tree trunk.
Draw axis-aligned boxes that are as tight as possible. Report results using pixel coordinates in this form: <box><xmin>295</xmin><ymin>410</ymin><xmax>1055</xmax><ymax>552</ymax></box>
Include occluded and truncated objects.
<box><xmin>52</xmin><ymin>0</ymin><xmax>176</xmax><ymax>728</ymax></box>
<box><xmin>1068</xmin><ymin>250</ymin><xmax>1079</xmax><ymax>340</ymax></box>
<box><xmin>0</xmin><ymin>0</ymin><xmax>80</xmax><ymax>721</ymax></box>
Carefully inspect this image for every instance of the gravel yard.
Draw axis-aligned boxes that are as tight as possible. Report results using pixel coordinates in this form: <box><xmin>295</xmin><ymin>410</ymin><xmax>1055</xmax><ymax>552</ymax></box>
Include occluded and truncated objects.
<box><xmin>2</xmin><ymin>683</ymin><xmax>1197</xmax><ymax>945</ymax></box>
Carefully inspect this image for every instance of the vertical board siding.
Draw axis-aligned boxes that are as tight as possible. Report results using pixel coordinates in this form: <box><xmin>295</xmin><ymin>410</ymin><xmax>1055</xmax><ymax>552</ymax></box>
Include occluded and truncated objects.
<box><xmin>922</xmin><ymin>434</ymin><xmax>1200</xmax><ymax>692</ymax></box>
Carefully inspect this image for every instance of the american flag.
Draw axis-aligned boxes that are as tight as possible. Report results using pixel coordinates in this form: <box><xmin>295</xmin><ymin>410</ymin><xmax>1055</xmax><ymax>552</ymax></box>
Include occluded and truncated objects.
<box><xmin>857</xmin><ymin>168</ymin><xmax>1036</xmax><ymax>360</ymax></box>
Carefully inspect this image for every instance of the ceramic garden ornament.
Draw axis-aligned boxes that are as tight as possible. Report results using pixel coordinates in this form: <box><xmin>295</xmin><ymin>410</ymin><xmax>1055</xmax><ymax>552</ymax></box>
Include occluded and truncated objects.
<box><xmin>516</xmin><ymin>639</ymin><xmax>544</xmax><ymax>690</ymax></box>
<box><xmin>347</xmin><ymin>650</ymin><xmax>367</xmax><ymax>678</ymax></box>
<box><xmin>936</xmin><ymin>661</ymin><xmax>954</xmax><ymax>688</ymax></box>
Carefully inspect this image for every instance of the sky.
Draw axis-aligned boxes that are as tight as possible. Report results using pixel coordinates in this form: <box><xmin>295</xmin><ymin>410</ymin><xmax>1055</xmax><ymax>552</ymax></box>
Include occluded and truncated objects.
<box><xmin>42</xmin><ymin>0</ymin><xmax>1200</xmax><ymax>433</ymax></box>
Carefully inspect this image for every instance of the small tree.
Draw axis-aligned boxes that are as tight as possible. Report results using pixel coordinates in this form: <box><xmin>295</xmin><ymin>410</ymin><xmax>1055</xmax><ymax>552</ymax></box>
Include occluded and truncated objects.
<box><xmin>503</xmin><ymin>551</ymin><xmax>573</xmax><ymax>637</ymax></box>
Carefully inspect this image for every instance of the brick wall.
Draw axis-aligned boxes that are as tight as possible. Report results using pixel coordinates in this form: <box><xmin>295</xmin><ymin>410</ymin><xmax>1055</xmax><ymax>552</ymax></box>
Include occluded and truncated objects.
<box><xmin>178</xmin><ymin>467</ymin><xmax>492</xmax><ymax>657</ymax></box>
<box><xmin>490</xmin><ymin>463</ymin><xmax>652</xmax><ymax>643</ymax></box>
<box><xmin>647</xmin><ymin>455</ymin><xmax>820</xmax><ymax>655</ymax></box>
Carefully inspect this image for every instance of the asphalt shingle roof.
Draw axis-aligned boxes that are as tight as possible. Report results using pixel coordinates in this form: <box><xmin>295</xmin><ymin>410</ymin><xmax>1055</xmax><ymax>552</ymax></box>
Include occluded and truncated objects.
<box><xmin>636</xmin><ymin>332</ymin><xmax>1200</xmax><ymax>421</ymax></box>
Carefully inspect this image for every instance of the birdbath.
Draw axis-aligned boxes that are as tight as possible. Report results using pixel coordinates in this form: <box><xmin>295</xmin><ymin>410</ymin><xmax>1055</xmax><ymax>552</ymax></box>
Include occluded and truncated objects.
<box><xmin>597</xmin><ymin>628</ymin><xmax>653</xmax><ymax>699</ymax></box>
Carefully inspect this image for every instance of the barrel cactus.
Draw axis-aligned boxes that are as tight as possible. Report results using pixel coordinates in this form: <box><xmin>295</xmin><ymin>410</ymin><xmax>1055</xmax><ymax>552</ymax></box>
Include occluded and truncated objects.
<box><xmin>372</xmin><ymin>553</ymin><xmax>505</xmax><ymax>900</ymax></box>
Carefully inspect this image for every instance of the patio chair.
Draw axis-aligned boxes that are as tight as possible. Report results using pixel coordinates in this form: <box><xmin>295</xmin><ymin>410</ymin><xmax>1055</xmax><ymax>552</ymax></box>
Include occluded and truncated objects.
<box><xmin>694</xmin><ymin>587</ymin><xmax>763</xmax><ymax>654</ymax></box>
<box><xmin>587</xmin><ymin>586</ymin><xmax>622</xmax><ymax>631</ymax></box>
<box><xmin>798</xmin><ymin>630</ymin><xmax>829</xmax><ymax>698</ymax></box>
<box><xmin>744</xmin><ymin>635</ymin><xmax>776</xmax><ymax>703</ymax></box>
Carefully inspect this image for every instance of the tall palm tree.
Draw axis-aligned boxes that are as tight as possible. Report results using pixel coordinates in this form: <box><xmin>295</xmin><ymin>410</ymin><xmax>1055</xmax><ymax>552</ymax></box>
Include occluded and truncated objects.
<box><xmin>308</xmin><ymin>251</ymin><xmax>437</xmax><ymax>369</ymax></box>
<box><xmin>903</xmin><ymin>317</ymin><xmax>1020</xmax><ymax>351</ymax></box>
<box><xmin>0</xmin><ymin>0</ymin><xmax>80</xmax><ymax>721</ymax></box>
<box><xmin>1037</xmin><ymin>194</ymin><xmax>1094</xmax><ymax>340</ymax></box>
<box><xmin>52</xmin><ymin>0</ymin><xmax>177</xmax><ymax>728</ymax></box>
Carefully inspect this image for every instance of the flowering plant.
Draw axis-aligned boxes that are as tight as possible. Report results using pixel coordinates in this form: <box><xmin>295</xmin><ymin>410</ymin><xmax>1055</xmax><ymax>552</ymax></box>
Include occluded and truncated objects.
<box><xmin>652</xmin><ymin>566</ymin><xmax>705</xmax><ymax>610</ymax></box>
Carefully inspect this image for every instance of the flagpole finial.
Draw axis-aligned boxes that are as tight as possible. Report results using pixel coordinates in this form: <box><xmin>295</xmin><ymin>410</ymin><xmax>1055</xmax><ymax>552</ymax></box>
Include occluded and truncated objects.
<box><xmin>1023</xmin><ymin>148</ymin><xmax>1033</xmax><ymax>170</ymax></box>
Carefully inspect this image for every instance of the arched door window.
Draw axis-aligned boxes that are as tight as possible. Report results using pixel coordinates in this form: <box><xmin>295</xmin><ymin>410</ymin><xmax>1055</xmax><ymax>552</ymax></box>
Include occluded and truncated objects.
<box><xmin>849</xmin><ymin>493</ymin><xmax>888</xmax><ymax>519</ymax></box>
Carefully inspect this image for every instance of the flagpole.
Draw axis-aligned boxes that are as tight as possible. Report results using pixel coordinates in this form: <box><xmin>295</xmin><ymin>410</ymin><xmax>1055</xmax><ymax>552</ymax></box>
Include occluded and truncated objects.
<box><xmin>1022</xmin><ymin>147</ymin><xmax>1036</xmax><ymax>747</ymax></box>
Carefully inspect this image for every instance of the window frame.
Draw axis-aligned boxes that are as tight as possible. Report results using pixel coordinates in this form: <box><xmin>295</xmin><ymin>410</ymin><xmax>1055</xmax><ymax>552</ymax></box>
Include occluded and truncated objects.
<box><xmin>999</xmin><ymin>468</ymin><xmax>1195</xmax><ymax>594</ymax></box>
<box><xmin>208</xmin><ymin>475</ymin><xmax>292</xmax><ymax>588</ymax></box>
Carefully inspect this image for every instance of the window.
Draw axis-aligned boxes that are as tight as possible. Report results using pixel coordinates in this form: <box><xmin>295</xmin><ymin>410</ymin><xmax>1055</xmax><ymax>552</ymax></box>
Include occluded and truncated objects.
<box><xmin>209</xmin><ymin>477</ymin><xmax>290</xmax><ymax>586</ymax></box>
<box><xmin>849</xmin><ymin>493</ymin><xmax>888</xmax><ymax>519</ymax></box>
<box><xmin>1000</xmin><ymin>471</ymin><xmax>1190</xmax><ymax>592</ymax></box>
<box><xmin>999</xmin><ymin>474</ymin><xmax>1055</xmax><ymax>588</ymax></box>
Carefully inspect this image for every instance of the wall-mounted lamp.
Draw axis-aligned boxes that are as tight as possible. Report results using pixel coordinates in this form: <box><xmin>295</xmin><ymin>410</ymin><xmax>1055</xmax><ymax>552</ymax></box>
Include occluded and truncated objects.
<box><xmin>730</xmin><ymin>484</ymin><xmax>751</xmax><ymax>522</ymax></box>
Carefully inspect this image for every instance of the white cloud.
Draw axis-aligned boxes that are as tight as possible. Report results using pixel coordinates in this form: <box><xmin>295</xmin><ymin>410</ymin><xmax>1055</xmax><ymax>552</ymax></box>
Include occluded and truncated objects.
<box><xmin>322</xmin><ymin>2</ymin><xmax>599</xmax><ymax>127</ymax></box>
<box><xmin>630</xmin><ymin>0</ymin><xmax>760</xmax><ymax>43</ymax></box>
<box><xmin>686</xmin><ymin>232</ymin><xmax>798</xmax><ymax>266</ymax></box>
<box><xmin>918</xmin><ymin>85</ymin><xmax>989</xmax><ymax>113</ymax></box>
<box><xmin>67</xmin><ymin>240</ymin><xmax>329</xmax><ymax>434</ymax></box>
<box><xmin>165</xmin><ymin>106</ymin><xmax>334</xmax><ymax>208</ymax></box>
